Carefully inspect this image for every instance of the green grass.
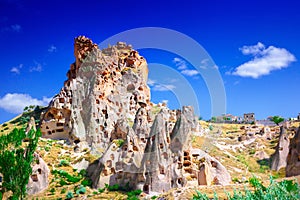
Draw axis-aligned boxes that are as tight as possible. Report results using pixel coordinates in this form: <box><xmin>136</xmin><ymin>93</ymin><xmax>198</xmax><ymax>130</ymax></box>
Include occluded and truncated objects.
<box><xmin>192</xmin><ymin>176</ymin><xmax>300</xmax><ymax>200</ymax></box>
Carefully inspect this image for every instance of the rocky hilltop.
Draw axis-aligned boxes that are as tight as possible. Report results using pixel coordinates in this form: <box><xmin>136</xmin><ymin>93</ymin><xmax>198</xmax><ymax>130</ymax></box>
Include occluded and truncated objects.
<box><xmin>39</xmin><ymin>36</ymin><xmax>231</xmax><ymax>193</ymax></box>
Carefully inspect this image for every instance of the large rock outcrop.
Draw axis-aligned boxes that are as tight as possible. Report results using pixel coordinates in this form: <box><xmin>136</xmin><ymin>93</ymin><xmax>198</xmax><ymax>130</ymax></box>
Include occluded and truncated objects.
<box><xmin>40</xmin><ymin>37</ymin><xmax>150</xmax><ymax>154</ymax></box>
<box><xmin>41</xmin><ymin>36</ymin><xmax>230</xmax><ymax>193</ymax></box>
<box><xmin>286</xmin><ymin>126</ymin><xmax>300</xmax><ymax>177</ymax></box>
<box><xmin>270</xmin><ymin>127</ymin><xmax>290</xmax><ymax>171</ymax></box>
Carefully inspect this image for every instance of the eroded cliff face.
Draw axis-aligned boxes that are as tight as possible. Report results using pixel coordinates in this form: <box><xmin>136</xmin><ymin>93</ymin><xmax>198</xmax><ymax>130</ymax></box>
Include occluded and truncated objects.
<box><xmin>40</xmin><ymin>36</ymin><xmax>230</xmax><ymax>193</ymax></box>
<box><xmin>41</xmin><ymin>36</ymin><xmax>150</xmax><ymax>154</ymax></box>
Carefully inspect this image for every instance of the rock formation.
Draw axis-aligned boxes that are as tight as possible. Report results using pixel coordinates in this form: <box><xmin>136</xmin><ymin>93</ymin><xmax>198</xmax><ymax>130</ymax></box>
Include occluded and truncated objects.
<box><xmin>40</xmin><ymin>36</ymin><xmax>150</xmax><ymax>154</ymax></box>
<box><xmin>27</xmin><ymin>153</ymin><xmax>50</xmax><ymax>195</ymax></box>
<box><xmin>40</xmin><ymin>36</ymin><xmax>231</xmax><ymax>193</ymax></box>
<box><xmin>286</xmin><ymin>126</ymin><xmax>300</xmax><ymax>177</ymax></box>
<box><xmin>270</xmin><ymin>127</ymin><xmax>290</xmax><ymax>171</ymax></box>
<box><xmin>24</xmin><ymin>117</ymin><xmax>50</xmax><ymax>195</ymax></box>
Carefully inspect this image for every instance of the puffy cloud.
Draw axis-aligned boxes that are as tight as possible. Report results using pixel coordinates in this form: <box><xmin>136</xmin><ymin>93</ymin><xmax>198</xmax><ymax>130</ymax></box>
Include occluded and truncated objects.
<box><xmin>10</xmin><ymin>24</ymin><xmax>21</xmax><ymax>32</ymax></box>
<box><xmin>30</xmin><ymin>61</ymin><xmax>43</xmax><ymax>72</ymax></box>
<box><xmin>173</xmin><ymin>57</ymin><xmax>187</xmax><ymax>70</ymax></box>
<box><xmin>0</xmin><ymin>93</ymin><xmax>51</xmax><ymax>114</ymax></box>
<box><xmin>1</xmin><ymin>24</ymin><xmax>22</xmax><ymax>32</ymax></box>
<box><xmin>181</xmin><ymin>69</ymin><xmax>199</xmax><ymax>76</ymax></box>
<box><xmin>148</xmin><ymin>79</ymin><xmax>176</xmax><ymax>92</ymax></box>
<box><xmin>232</xmin><ymin>42</ymin><xmax>296</xmax><ymax>78</ymax></box>
<box><xmin>173</xmin><ymin>57</ymin><xmax>200</xmax><ymax>76</ymax></box>
<box><xmin>48</xmin><ymin>45</ymin><xmax>57</xmax><ymax>52</ymax></box>
<box><xmin>152</xmin><ymin>84</ymin><xmax>176</xmax><ymax>91</ymax></box>
<box><xmin>10</xmin><ymin>64</ymin><xmax>23</xmax><ymax>74</ymax></box>
<box><xmin>147</xmin><ymin>79</ymin><xmax>156</xmax><ymax>86</ymax></box>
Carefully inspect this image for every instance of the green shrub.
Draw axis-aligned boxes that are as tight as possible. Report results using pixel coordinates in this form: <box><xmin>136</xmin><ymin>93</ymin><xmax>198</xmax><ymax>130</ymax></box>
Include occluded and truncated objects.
<box><xmin>114</xmin><ymin>139</ymin><xmax>125</xmax><ymax>147</ymax></box>
<box><xmin>66</xmin><ymin>191</ymin><xmax>74</xmax><ymax>199</ymax></box>
<box><xmin>75</xmin><ymin>185</ymin><xmax>86</xmax><ymax>194</ymax></box>
<box><xmin>44</xmin><ymin>146</ymin><xmax>50</xmax><ymax>152</ymax></box>
<box><xmin>79</xmin><ymin>169</ymin><xmax>87</xmax><ymax>177</ymax></box>
<box><xmin>98</xmin><ymin>188</ymin><xmax>105</xmax><ymax>193</ymax></box>
<box><xmin>59</xmin><ymin>179</ymin><xmax>67</xmax><ymax>186</ymax></box>
<box><xmin>81</xmin><ymin>179</ymin><xmax>92</xmax><ymax>187</ymax></box>
<box><xmin>249</xmin><ymin>149</ymin><xmax>256</xmax><ymax>155</ymax></box>
<box><xmin>127</xmin><ymin>189</ymin><xmax>142</xmax><ymax>199</ymax></box>
<box><xmin>52</xmin><ymin>169</ymin><xmax>82</xmax><ymax>183</ymax></box>
<box><xmin>127</xmin><ymin>189</ymin><xmax>142</xmax><ymax>197</ymax></box>
<box><xmin>50</xmin><ymin>188</ymin><xmax>55</xmax><ymax>195</ymax></box>
<box><xmin>59</xmin><ymin>159</ymin><xmax>70</xmax><ymax>167</ymax></box>
<box><xmin>105</xmin><ymin>183</ymin><xmax>120</xmax><ymax>191</ymax></box>
<box><xmin>232</xmin><ymin>177</ymin><xmax>240</xmax><ymax>183</ymax></box>
<box><xmin>192</xmin><ymin>176</ymin><xmax>300</xmax><ymax>200</ymax></box>
<box><xmin>61</xmin><ymin>188</ymin><xmax>66</xmax><ymax>194</ymax></box>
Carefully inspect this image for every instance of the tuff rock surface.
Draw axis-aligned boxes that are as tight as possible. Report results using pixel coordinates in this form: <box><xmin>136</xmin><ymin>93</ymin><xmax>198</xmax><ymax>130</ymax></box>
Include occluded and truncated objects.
<box><xmin>286</xmin><ymin>126</ymin><xmax>300</xmax><ymax>177</ymax></box>
<box><xmin>25</xmin><ymin>117</ymin><xmax>50</xmax><ymax>195</ymax></box>
<box><xmin>270</xmin><ymin>127</ymin><xmax>290</xmax><ymax>171</ymax></box>
<box><xmin>27</xmin><ymin>153</ymin><xmax>50</xmax><ymax>195</ymax></box>
<box><xmin>40</xmin><ymin>36</ymin><xmax>231</xmax><ymax>193</ymax></box>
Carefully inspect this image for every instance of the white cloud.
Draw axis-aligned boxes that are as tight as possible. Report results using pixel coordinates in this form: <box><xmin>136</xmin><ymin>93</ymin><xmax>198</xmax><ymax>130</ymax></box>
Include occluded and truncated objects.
<box><xmin>30</xmin><ymin>61</ymin><xmax>43</xmax><ymax>72</ymax></box>
<box><xmin>201</xmin><ymin>58</ymin><xmax>209</xmax><ymax>64</ymax></box>
<box><xmin>232</xmin><ymin>42</ymin><xmax>296</xmax><ymax>78</ymax></box>
<box><xmin>181</xmin><ymin>69</ymin><xmax>199</xmax><ymax>76</ymax></box>
<box><xmin>10</xmin><ymin>24</ymin><xmax>21</xmax><ymax>32</ymax></box>
<box><xmin>2</xmin><ymin>24</ymin><xmax>22</xmax><ymax>32</ymax></box>
<box><xmin>147</xmin><ymin>79</ymin><xmax>156</xmax><ymax>86</ymax></box>
<box><xmin>212</xmin><ymin>65</ymin><xmax>219</xmax><ymax>69</ymax></box>
<box><xmin>233</xmin><ymin>81</ymin><xmax>240</xmax><ymax>85</ymax></box>
<box><xmin>152</xmin><ymin>84</ymin><xmax>176</xmax><ymax>92</ymax></box>
<box><xmin>148</xmin><ymin>79</ymin><xmax>176</xmax><ymax>92</ymax></box>
<box><xmin>10</xmin><ymin>64</ymin><xmax>23</xmax><ymax>74</ymax></box>
<box><xmin>162</xmin><ymin>100</ymin><xmax>168</xmax><ymax>105</ymax></box>
<box><xmin>173</xmin><ymin>57</ymin><xmax>200</xmax><ymax>76</ymax></box>
<box><xmin>48</xmin><ymin>45</ymin><xmax>57</xmax><ymax>52</ymax></box>
<box><xmin>173</xmin><ymin>57</ymin><xmax>187</xmax><ymax>70</ymax></box>
<box><xmin>0</xmin><ymin>93</ymin><xmax>51</xmax><ymax>114</ymax></box>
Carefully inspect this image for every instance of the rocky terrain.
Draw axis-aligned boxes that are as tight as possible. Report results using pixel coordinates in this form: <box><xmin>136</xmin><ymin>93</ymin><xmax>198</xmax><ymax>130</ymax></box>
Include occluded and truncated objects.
<box><xmin>0</xmin><ymin>36</ymin><xmax>299</xmax><ymax>199</ymax></box>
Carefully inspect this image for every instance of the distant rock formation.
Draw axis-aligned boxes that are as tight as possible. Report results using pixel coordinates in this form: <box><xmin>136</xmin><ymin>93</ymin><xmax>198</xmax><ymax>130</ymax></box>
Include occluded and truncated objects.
<box><xmin>270</xmin><ymin>127</ymin><xmax>290</xmax><ymax>171</ymax></box>
<box><xmin>286</xmin><ymin>126</ymin><xmax>300</xmax><ymax>177</ymax></box>
<box><xmin>40</xmin><ymin>36</ymin><xmax>231</xmax><ymax>193</ymax></box>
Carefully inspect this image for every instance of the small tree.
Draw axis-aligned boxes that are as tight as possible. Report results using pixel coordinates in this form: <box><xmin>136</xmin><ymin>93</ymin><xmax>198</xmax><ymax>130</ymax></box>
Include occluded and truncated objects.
<box><xmin>211</xmin><ymin>117</ymin><xmax>216</xmax><ymax>122</ymax></box>
<box><xmin>271</xmin><ymin>116</ymin><xmax>284</xmax><ymax>125</ymax></box>
<box><xmin>0</xmin><ymin>128</ymin><xmax>41</xmax><ymax>199</ymax></box>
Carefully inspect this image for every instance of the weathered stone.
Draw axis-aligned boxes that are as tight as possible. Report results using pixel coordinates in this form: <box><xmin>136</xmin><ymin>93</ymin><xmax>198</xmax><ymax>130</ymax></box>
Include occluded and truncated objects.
<box><xmin>286</xmin><ymin>126</ymin><xmax>300</xmax><ymax>177</ymax></box>
<box><xmin>72</xmin><ymin>158</ymin><xmax>90</xmax><ymax>171</ymax></box>
<box><xmin>40</xmin><ymin>36</ymin><xmax>150</xmax><ymax>155</ymax></box>
<box><xmin>27</xmin><ymin>153</ymin><xmax>50</xmax><ymax>195</ymax></box>
<box><xmin>270</xmin><ymin>127</ymin><xmax>290</xmax><ymax>171</ymax></box>
<box><xmin>41</xmin><ymin>36</ymin><xmax>230</xmax><ymax>194</ymax></box>
<box><xmin>254</xmin><ymin>151</ymin><xmax>269</xmax><ymax>160</ymax></box>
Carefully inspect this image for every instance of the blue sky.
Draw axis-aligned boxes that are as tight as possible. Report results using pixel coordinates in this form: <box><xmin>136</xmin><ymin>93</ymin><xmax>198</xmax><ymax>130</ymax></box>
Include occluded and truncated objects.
<box><xmin>0</xmin><ymin>0</ymin><xmax>300</xmax><ymax>123</ymax></box>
